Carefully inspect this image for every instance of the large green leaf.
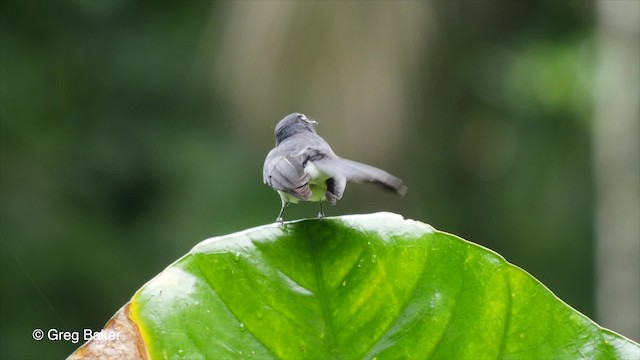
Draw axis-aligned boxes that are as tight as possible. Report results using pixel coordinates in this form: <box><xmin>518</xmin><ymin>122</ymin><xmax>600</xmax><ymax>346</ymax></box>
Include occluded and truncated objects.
<box><xmin>71</xmin><ymin>213</ymin><xmax>639</xmax><ymax>359</ymax></box>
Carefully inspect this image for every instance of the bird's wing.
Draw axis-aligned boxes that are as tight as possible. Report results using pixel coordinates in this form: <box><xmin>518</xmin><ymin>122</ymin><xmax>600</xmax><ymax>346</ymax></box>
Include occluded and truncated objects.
<box><xmin>311</xmin><ymin>157</ymin><xmax>407</xmax><ymax>196</ymax></box>
<box><xmin>264</xmin><ymin>151</ymin><xmax>312</xmax><ymax>201</ymax></box>
<box><xmin>324</xmin><ymin>175</ymin><xmax>346</xmax><ymax>205</ymax></box>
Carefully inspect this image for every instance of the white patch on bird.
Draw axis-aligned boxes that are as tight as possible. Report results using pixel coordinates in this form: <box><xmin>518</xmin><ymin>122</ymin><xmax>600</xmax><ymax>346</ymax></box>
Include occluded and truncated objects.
<box><xmin>304</xmin><ymin>161</ymin><xmax>324</xmax><ymax>180</ymax></box>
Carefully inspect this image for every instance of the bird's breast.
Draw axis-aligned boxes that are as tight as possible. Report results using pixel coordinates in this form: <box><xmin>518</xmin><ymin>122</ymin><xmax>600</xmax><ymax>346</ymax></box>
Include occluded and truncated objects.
<box><xmin>308</xmin><ymin>183</ymin><xmax>328</xmax><ymax>202</ymax></box>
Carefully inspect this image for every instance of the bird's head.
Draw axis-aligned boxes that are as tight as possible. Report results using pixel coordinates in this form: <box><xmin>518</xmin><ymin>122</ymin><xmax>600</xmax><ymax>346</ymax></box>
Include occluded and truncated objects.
<box><xmin>274</xmin><ymin>113</ymin><xmax>318</xmax><ymax>145</ymax></box>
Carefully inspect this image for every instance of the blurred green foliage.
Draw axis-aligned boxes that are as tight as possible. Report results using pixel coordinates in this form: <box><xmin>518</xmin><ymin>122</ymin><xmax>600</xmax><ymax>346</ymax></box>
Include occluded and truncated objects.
<box><xmin>1</xmin><ymin>1</ymin><xmax>601</xmax><ymax>358</ymax></box>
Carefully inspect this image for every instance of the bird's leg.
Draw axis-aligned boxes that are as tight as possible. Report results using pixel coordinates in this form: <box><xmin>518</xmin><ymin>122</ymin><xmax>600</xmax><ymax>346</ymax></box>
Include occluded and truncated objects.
<box><xmin>317</xmin><ymin>201</ymin><xmax>325</xmax><ymax>219</ymax></box>
<box><xmin>276</xmin><ymin>202</ymin><xmax>289</xmax><ymax>224</ymax></box>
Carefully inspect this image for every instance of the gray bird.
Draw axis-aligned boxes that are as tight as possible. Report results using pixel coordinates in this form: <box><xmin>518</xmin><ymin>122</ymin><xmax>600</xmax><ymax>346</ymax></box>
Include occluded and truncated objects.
<box><xmin>263</xmin><ymin>112</ymin><xmax>407</xmax><ymax>223</ymax></box>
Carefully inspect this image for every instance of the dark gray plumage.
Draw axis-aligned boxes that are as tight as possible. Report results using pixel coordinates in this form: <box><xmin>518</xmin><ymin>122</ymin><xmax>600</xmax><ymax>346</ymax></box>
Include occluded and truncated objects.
<box><xmin>263</xmin><ymin>112</ymin><xmax>407</xmax><ymax>223</ymax></box>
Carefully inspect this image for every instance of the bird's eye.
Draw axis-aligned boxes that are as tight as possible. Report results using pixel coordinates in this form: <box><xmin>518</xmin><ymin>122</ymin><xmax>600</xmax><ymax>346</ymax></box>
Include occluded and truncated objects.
<box><xmin>299</xmin><ymin>114</ymin><xmax>307</xmax><ymax>120</ymax></box>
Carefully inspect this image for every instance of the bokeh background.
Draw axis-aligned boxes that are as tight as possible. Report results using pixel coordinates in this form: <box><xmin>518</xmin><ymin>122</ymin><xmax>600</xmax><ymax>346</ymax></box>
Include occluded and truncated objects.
<box><xmin>1</xmin><ymin>1</ymin><xmax>638</xmax><ymax>358</ymax></box>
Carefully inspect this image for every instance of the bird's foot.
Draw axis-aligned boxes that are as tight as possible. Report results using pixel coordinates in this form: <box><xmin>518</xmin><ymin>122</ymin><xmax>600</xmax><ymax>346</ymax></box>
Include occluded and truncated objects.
<box><xmin>317</xmin><ymin>201</ymin><xmax>325</xmax><ymax>219</ymax></box>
